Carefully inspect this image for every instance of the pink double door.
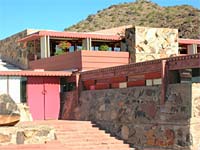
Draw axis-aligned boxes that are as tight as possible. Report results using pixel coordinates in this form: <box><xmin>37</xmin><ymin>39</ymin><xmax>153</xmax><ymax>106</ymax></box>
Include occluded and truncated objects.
<box><xmin>27</xmin><ymin>77</ymin><xmax>60</xmax><ymax>120</ymax></box>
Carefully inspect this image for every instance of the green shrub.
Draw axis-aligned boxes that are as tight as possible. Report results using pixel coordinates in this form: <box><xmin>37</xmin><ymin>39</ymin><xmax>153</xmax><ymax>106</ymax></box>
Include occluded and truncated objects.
<box><xmin>55</xmin><ymin>49</ymin><xmax>65</xmax><ymax>55</ymax></box>
<box><xmin>99</xmin><ymin>44</ymin><xmax>109</xmax><ymax>51</ymax></box>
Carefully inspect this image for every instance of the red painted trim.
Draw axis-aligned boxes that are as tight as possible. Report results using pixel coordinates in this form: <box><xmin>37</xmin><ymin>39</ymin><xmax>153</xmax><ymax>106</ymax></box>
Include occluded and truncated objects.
<box><xmin>95</xmin><ymin>83</ymin><xmax>110</xmax><ymax>90</ymax></box>
<box><xmin>0</xmin><ymin>71</ymin><xmax>71</xmax><ymax>77</ymax></box>
<box><xmin>83</xmin><ymin>80</ymin><xmax>95</xmax><ymax>86</ymax></box>
<box><xmin>145</xmin><ymin>72</ymin><xmax>161</xmax><ymax>79</ymax></box>
<box><xmin>96</xmin><ymin>78</ymin><xmax>111</xmax><ymax>84</ymax></box>
<box><xmin>127</xmin><ymin>80</ymin><xmax>145</xmax><ymax>87</ymax></box>
<box><xmin>178</xmin><ymin>38</ymin><xmax>200</xmax><ymax>45</ymax></box>
<box><xmin>111</xmin><ymin>76</ymin><xmax>127</xmax><ymax>83</ymax></box>
<box><xmin>39</xmin><ymin>31</ymin><xmax>121</xmax><ymax>41</ymax></box>
<box><xmin>111</xmin><ymin>83</ymin><xmax>119</xmax><ymax>89</ymax></box>
<box><xmin>83</xmin><ymin>80</ymin><xmax>96</xmax><ymax>90</ymax></box>
<box><xmin>90</xmin><ymin>85</ymin><xmax>95</xmax><ymax>90</ymax></box>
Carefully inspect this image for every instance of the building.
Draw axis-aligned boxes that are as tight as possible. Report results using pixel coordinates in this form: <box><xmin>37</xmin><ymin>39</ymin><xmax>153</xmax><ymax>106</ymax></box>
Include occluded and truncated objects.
<box><xmin>0</xmin><ymin>59</ymin><xmax>23</xmax><ymax>103</ymax></box>
<box><xmin>0</xmin><ymin>26</ymin><xmax>199</xmax><ymax>71</ymax></box>
<box><xmin>0</xmin><ymin>26</ymin><xmax>199</xmax><ymax>149</ymax></box>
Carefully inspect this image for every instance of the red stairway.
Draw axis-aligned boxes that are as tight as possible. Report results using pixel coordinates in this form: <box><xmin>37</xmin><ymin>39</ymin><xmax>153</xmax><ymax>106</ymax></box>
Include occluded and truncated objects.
<box><xmin>0</xmin><ymin>120</ymin><xmax>131</xmax><ymax>150</ymax></box>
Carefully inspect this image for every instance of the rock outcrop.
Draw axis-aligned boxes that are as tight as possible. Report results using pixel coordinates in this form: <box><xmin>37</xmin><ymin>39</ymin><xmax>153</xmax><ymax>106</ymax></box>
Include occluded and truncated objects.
<box><xmin>0</xmin><ymin>125</ymin><xmax>55</xmax><ymax>145</ymax></box>
<box><xmin>0</xmin><ymin>94</ymin><xmax>20</xmax><ymax>126</ymax></box>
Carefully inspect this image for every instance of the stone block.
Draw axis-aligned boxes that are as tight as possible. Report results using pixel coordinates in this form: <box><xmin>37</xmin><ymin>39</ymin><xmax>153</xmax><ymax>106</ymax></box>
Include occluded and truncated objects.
<box><xmin>110</xmin><ymin>110</ymin><xmax>118</xmax><ymax>120</ymax></box>
<box><xmin>16</xmin><ymin>131</ymin><xmax>25</xmax><ymax>144</ymax></box>
<box><xmin>146</xmin><ymin>79</ymin><xmax>153</xmax><ymax>86</ymax></box>
<box><xmin>153</xmin><ymin>78</ymin><xmax>162</xmax><ymax>85</ymax></box>
<box><xmin>99</xmin><ymin>104</ymin><xmax>106</xmax><ymax>112</ymax></box>
<box><xmin>0</xmin><ymin>94</ymin><xmax>20</xmax><ymax>126</ymax></box>
<box><xmin>0</xmin><ymin>125</ymin><xmax>55</xmax><ymax>145</ymax></box>
<box><xmin>119</xmin><ymin>82</ymin><xmax>127</xmax><ymax>88</ymax></box>
<box><xmin>121</xmin><ymin>125</ymin><xmax>129</xmax><ymax>140</ymax></box>
<box><xmin>0</xmin><ymin>134</ymin><xmax>11</xmax><ymax>143</ymax></box>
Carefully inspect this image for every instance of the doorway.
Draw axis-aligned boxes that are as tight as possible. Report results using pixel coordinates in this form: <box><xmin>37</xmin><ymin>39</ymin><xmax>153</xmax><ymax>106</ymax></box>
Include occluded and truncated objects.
<box><xmin>27</xmin><ymin>76</ymin><xmax>60</xmax><ymax>120</ymax></box>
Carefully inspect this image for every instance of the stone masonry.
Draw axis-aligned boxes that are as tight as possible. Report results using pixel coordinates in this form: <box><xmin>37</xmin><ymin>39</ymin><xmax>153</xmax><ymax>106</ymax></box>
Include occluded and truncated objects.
<box><xmin>71</xmin><ymin>83</ymin><xmax>200</xmax><ymax>150</ymax></box>
<box><xmin>0</xmin><ymin>125</ymin><xmax>55</xmax><ymax>145</ymax></box>
<box><xmin>125</xmin><ymin>26</ymin><xmax>178</xmax><ymax>63</ymax></box>
<box><xmin>0</xmin><ymin>29</ymin><xmax>38</xmax><ymax>69</ymax></box>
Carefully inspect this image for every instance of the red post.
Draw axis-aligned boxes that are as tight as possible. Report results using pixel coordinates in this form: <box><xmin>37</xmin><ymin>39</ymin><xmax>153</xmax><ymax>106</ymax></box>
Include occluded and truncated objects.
<box><xmin>161</xmin><ymin>60</ymin><xmax>168</xmax><ymax>105</ymax></box>
<box><xmin>75</xmin><ymin>73</ymin><xmax>81</xmax><ymax>104</ymax></box>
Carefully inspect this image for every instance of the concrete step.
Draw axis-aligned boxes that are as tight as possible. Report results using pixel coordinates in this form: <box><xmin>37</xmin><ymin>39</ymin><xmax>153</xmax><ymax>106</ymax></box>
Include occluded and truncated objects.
<box><xmin>63</xmin><ymin>144</ymin><xmax>130</xmax><ymax>149</ymax></box>
<box><xmin>61</xmin><ymin>140</ymin><xmax>124</xmax><ymax>145</ymax></box>
<box><xmin>55</xmin><ymin>126</ymin><xmax>101</xmax><ymax>131</ymax></box>
<box><xmin>4</xmin><ymin>120</ymin><xmax>130</xmax><ymax>150</ymax></box>
<box><xmin>56</xmin><ymin>130</ymin><xmax>106</xmax><ymax>135</ymax></box>
<box><xmin>57</xmin><ymin>137</ymin><xmax>123</xmax><ymax>144</ymax></box>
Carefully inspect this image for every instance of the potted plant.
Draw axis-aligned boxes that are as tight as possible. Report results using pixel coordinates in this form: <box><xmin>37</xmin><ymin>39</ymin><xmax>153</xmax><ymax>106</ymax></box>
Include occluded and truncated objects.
<box><xmin>55</xmin><ymin>41</ymin><xmax>71</xmax><ymax>55</ymax></box>
<box><xmin>99</xmin><ymin>44</ymin><xmax>109</xmax><ymax>51</ymax></box>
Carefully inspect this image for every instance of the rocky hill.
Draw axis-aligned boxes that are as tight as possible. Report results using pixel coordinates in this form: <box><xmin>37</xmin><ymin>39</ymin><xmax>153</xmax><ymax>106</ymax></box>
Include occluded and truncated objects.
<box><xmin>65</xmin><ymin>0</ymin><xmax>200</xmax><ymax>39</ymax></box>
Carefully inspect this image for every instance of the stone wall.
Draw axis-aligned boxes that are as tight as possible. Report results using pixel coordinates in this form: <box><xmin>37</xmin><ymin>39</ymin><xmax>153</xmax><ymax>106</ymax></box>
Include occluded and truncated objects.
<box><xmin>60</xmin><ymin>91</ymin><xmax>78</xmax><ymax>120</ymax></box>
<box><xmin>0</xmin><ymin>29</ymin><xmax>38</xmax><ymax>69</ymax></box>
<box><xmin>0</xmin><ymin>125</ymin><xmax>55</xmax><ymax>145</ymax></box>
<box><xmin>125</xmin><ymin>26</ymin><xmax>178</xmax><ymax>63</ymax></box>
<box><xmin>71</xmin><ymin>83</ymin><xmax>199</xmax><ymax>150</ymax></box>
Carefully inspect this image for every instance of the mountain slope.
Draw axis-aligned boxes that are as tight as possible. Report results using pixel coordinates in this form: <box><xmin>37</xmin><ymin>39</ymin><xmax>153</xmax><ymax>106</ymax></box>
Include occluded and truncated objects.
<box><xmin>65</xmin><ymin>0</ymin><xmax>200</xmax><ymax>39</ymax></box>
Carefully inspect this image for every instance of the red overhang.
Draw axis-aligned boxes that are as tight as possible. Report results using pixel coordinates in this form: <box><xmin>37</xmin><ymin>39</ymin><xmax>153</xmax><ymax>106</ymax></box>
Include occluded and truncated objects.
<box><xmin>19</xmin><ymin>31</ymin><xmax>121</xmax><ymax>42</ymax></box>
<box><xmin>0</xmin><ymin>71</ymin><xmax>72</xmax><ymax>77</ymax></box>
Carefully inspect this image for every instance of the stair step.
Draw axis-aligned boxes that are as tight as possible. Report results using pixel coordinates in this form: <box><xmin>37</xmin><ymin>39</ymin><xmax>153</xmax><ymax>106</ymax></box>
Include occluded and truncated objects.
<box><xmin>57</xmin><ymin>137</ymin><xmax>119</xmax><ymax>143</ymax></box>
<box><xmin>57</xmin><ymin>137</ymin><xmax>122</xmax><ymax>142</ymax></box>
<box><xmin>56</xmin><ymin>130</ymin><xmax>106</xmax><ymax>134</ymax></box>
<box><xmin>0</xmin><ymin>143</ymin><xmax>64</xmax><ymax>150</ymax></box>
<box><xmin>63</xmin><ymin>144</ymin><xmax>130</xmax><ymax>149</ymax></box>
<box><xmin>55</xmin><ymin>127</ymin><xmax>101</xmax><ymax>131</ymax></box>
<box><xmin>61</xmin><ymin>140</ymin><xmax>124</xmax><ymax>145</ymax></box>
<box><xmin>4</xmin><ymin>120</ymin><xmax>130</xmax><ymax>150</ymax></box>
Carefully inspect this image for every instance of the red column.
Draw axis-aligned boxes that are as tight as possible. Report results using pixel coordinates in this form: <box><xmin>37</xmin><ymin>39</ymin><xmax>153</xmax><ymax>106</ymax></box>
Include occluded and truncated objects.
<box><xmin>75</xmin><ymin>73</ymin><xmax>80</xmax><ymax>104</ymax></box>
<box><xmin>161</xmin><ymin>60</ymin><xmax>168</xmax><ymax>105</ymax></box>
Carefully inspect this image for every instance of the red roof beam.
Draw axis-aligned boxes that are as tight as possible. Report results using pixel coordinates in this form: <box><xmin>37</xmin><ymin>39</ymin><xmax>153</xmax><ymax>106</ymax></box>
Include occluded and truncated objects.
<box><xmin>18</xmin><ymin>34</ymin><xmax>40</xmax><ymax>42</ymax></box>
<box><xmin>178</xmin><ymin>38</ymin><xmax>200</xmax><ymax>45</ymax></box>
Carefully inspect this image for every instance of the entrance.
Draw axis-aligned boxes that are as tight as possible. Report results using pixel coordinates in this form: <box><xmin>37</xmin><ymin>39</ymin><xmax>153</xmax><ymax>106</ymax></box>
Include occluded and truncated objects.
<box><xmin>27</xmin><ymin>77</ymin><xmax>60</xmax><ymax>120</ymax></box>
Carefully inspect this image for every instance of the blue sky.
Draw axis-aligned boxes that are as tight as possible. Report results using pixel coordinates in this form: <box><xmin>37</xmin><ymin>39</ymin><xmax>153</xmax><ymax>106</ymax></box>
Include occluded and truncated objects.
<box><xmin>0</xmin><ymin>0</ymin><xmax>199</xmax><ymax>40</ymax></box>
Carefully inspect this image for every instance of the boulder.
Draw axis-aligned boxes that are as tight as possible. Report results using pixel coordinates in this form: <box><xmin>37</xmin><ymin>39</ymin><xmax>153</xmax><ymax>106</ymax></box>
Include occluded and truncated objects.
<box><xmin>0</xmin><ymin>94</ymin><xmax>20</xmax><ymax>126</ymax></box>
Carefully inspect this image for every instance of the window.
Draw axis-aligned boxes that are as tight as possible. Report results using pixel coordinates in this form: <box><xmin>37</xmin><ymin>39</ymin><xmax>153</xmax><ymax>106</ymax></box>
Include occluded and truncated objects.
<box><xmin>60</xmin><ymin>77</ymin><xmax>76</xmax><ymax>92</ymax></box>
<box><xmin>20</xmin><ymin>77</ymin><xmax>27</xmax><ymax>103</ymax></box>
<box><xmin>192</xmin><ymin>68</ymin><xmax>200</xmax><ymax>83</ymax></box>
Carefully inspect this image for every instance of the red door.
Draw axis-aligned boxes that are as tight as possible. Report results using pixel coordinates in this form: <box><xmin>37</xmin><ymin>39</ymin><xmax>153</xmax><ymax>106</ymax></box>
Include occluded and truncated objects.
<box><xmin>44</xmin><ymin>77</ymin><xmax>60</xmax><ymax>120</ymax></box>
<box><xmin>27</xmin><ymin>77</ymin><xmax>60</xmax><ymax>120</ymax></box>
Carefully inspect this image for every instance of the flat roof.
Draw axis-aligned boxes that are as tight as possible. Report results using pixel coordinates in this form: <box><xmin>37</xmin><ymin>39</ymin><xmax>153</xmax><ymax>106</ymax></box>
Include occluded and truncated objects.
<box><xmin>19</xmin><ymin>31</ymin><xmax>121</xmax><ymax>42</ymax></box>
